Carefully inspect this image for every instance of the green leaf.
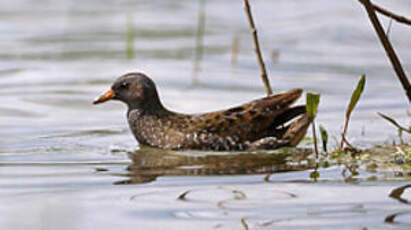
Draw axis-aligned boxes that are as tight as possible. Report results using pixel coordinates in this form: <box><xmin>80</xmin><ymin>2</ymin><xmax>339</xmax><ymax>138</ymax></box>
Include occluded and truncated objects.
<box><xmin>346</xmin><ymin>74</ymin><xmax>366</xmax><ymax>119</ymax></box>
<box><xmin>319</xmin><ymin>125</ymin><xmax>328</xmax><ymax>153</ymax></box>
<box><xmin>378</xmin><ymin>112</ymin><xmax>411</xmax><ymax>133</ymax></box>
<box><xmin>306</xmin><ymin>93</ymin><xmax>320</xmax><ymax>120</ymax></box>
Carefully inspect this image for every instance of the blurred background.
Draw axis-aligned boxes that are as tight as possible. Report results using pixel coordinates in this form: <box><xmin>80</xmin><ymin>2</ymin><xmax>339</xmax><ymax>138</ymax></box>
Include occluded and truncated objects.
<box><xmin>0</xmin><ymin>0</ymin><xmax>410</xmax><ymax>154</ymax></box>
<box><xmin>0</xmin><ymin>0</ymin><xmax>410</xmax><ymax>229</ymax></box>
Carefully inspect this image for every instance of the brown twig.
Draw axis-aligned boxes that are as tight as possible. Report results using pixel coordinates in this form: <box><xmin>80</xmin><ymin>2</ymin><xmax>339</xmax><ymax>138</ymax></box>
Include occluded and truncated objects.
<box><xmin>372</xmin><ymin>3</ymin><xmax>411</xmax><ymax>25</ymax></box>
<box><xmin>359</xmin><ymin>0</ymin><xmax>411</xmax><ymax>102</ymax></box>
<box><xmin>242</xmin><ymin>0</ymin><xmax>273</xmax><ymax>95</ymax></box>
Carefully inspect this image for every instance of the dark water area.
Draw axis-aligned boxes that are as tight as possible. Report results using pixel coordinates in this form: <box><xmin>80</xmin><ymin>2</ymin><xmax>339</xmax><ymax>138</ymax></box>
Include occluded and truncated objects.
<box><xmin>0</xmin><ymin>0</ymin><xmax>410</xmax><ymax>229</ymax></box>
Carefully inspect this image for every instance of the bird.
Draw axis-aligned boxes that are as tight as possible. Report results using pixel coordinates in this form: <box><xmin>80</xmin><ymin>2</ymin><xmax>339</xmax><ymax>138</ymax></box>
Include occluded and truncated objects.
<box><xmin>93</xmin><ymin>72</ymin><xmax>310</xmax><ymax>151</ymax></box>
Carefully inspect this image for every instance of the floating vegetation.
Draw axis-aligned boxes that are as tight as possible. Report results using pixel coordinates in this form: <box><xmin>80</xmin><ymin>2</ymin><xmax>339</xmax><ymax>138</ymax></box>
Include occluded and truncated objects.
<box><xmin>329</xmin><ymin>144</ymin><xmax>411</xmax><ymax>177</ymax></box>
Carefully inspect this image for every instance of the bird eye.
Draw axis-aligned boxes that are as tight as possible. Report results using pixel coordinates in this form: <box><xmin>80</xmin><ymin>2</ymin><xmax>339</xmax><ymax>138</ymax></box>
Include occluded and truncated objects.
<box><xmin>120</xmin><ymin>82</ymin><xmax>129</xmax><ymax>89</ymax></box>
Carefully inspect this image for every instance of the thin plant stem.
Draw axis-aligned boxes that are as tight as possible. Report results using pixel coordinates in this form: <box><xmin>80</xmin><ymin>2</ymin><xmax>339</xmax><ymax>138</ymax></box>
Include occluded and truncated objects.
<box><xmin>242</xmin><ymin>0</ymin><xmax>272</xmax><ymax>95</ymax></box>
<box><xmin>312</xmin><ymin>120</ymin><xmax>319</xmax><ymax>159</ymax></box>
<box><xmin>342</xmin><ymin>135</ymin><xmax>360</xmax><ymax>153</ymax></box>
<box><xmin>340</xmin><ymin>117</ymin><xmax>350</xmax><ymax>149</ymax></box>
<box><xmin>372</xmin><ymin>2</ymin><xmax>411</xmax><ymax>25</ymax></box>
<box><xmin>359</xmin><ymin>0</ymin><xmax>411</xmax><ymax>102</ymax></box>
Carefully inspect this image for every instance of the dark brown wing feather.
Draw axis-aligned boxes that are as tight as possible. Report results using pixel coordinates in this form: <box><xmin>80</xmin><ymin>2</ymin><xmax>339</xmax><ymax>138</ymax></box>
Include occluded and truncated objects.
<box><xmin>188</xmin><ymin>88</ymin><xmax>303</xmax><ymax>142</ymax></box>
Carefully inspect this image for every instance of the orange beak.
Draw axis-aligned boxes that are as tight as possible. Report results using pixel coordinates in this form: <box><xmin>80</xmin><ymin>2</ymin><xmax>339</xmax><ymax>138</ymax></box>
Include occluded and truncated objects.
<box><xmin>93</xmin><ymin>89</ymin><xmax>116</xmax><ymax>104</ymax></box>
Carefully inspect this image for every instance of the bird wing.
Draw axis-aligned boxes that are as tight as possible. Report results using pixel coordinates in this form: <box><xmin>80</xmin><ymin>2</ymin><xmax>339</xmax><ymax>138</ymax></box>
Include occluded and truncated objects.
<box><xmin>188</xmin><ymin>88</ymin><xmax>304</xmax><ymax>141</ymax></box>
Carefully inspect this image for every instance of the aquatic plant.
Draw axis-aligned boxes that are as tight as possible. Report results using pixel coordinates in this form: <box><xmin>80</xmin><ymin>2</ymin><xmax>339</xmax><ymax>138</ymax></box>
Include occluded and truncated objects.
<box><xmin>340</xmin><ymin>74</ymin><xmax>366</xmax><ymax>149</ymax></box>
<box><xmin>319</xmin><ymin>125</ymin><xmax>328</xmax><ymax>153</ymax></box>
<box><xmin>378</xmin><ymin>112</ymin><xmax>411</xmax><ymax>144</ymax></box>
<box><xmin>306</xmin><ymin>93</ymin><xmax>320</xmax><ymax>158</ymax></box>
<box><xmin>306</xmin><ymin>93</ymin><xmax>320</xmax><ymax>181</ymax></box>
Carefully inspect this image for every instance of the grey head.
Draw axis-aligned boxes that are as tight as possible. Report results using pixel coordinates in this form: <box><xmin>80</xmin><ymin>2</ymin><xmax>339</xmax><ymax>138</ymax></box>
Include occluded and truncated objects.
<box><xmin>93</xmin><ymin>72</ymin><xmax>165</xmax><ymax>112</ymax></box>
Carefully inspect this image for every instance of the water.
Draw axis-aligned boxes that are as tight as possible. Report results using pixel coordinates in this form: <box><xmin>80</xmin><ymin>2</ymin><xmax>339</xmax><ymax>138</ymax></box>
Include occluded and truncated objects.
<box><xmin>0</xmin><ymin>0</ymin><xmax>410</xmax><ymax>229</ymax></box>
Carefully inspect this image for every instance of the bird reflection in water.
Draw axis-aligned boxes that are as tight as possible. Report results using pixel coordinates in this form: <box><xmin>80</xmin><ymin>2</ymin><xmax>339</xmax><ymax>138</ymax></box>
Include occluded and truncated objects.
<box><xmin>114</xmin><ymin>146</ymin><xmax>312</xmax><ymax>185</ymax></box>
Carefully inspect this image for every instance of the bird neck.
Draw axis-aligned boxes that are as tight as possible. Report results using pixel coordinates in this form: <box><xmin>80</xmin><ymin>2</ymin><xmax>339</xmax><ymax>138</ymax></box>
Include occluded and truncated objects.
<box><xmin>127</xmin><ymin>95</ymin><xmax>171</xmax><ymax>117</ymax></box>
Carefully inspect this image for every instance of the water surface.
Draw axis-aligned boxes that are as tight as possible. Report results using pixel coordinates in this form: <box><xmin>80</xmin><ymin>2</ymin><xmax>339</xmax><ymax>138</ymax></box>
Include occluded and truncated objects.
<box><xmin>0</xmin><ymin>0</ymin><xmax>410</xmax><ymax>229</ymax></box>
